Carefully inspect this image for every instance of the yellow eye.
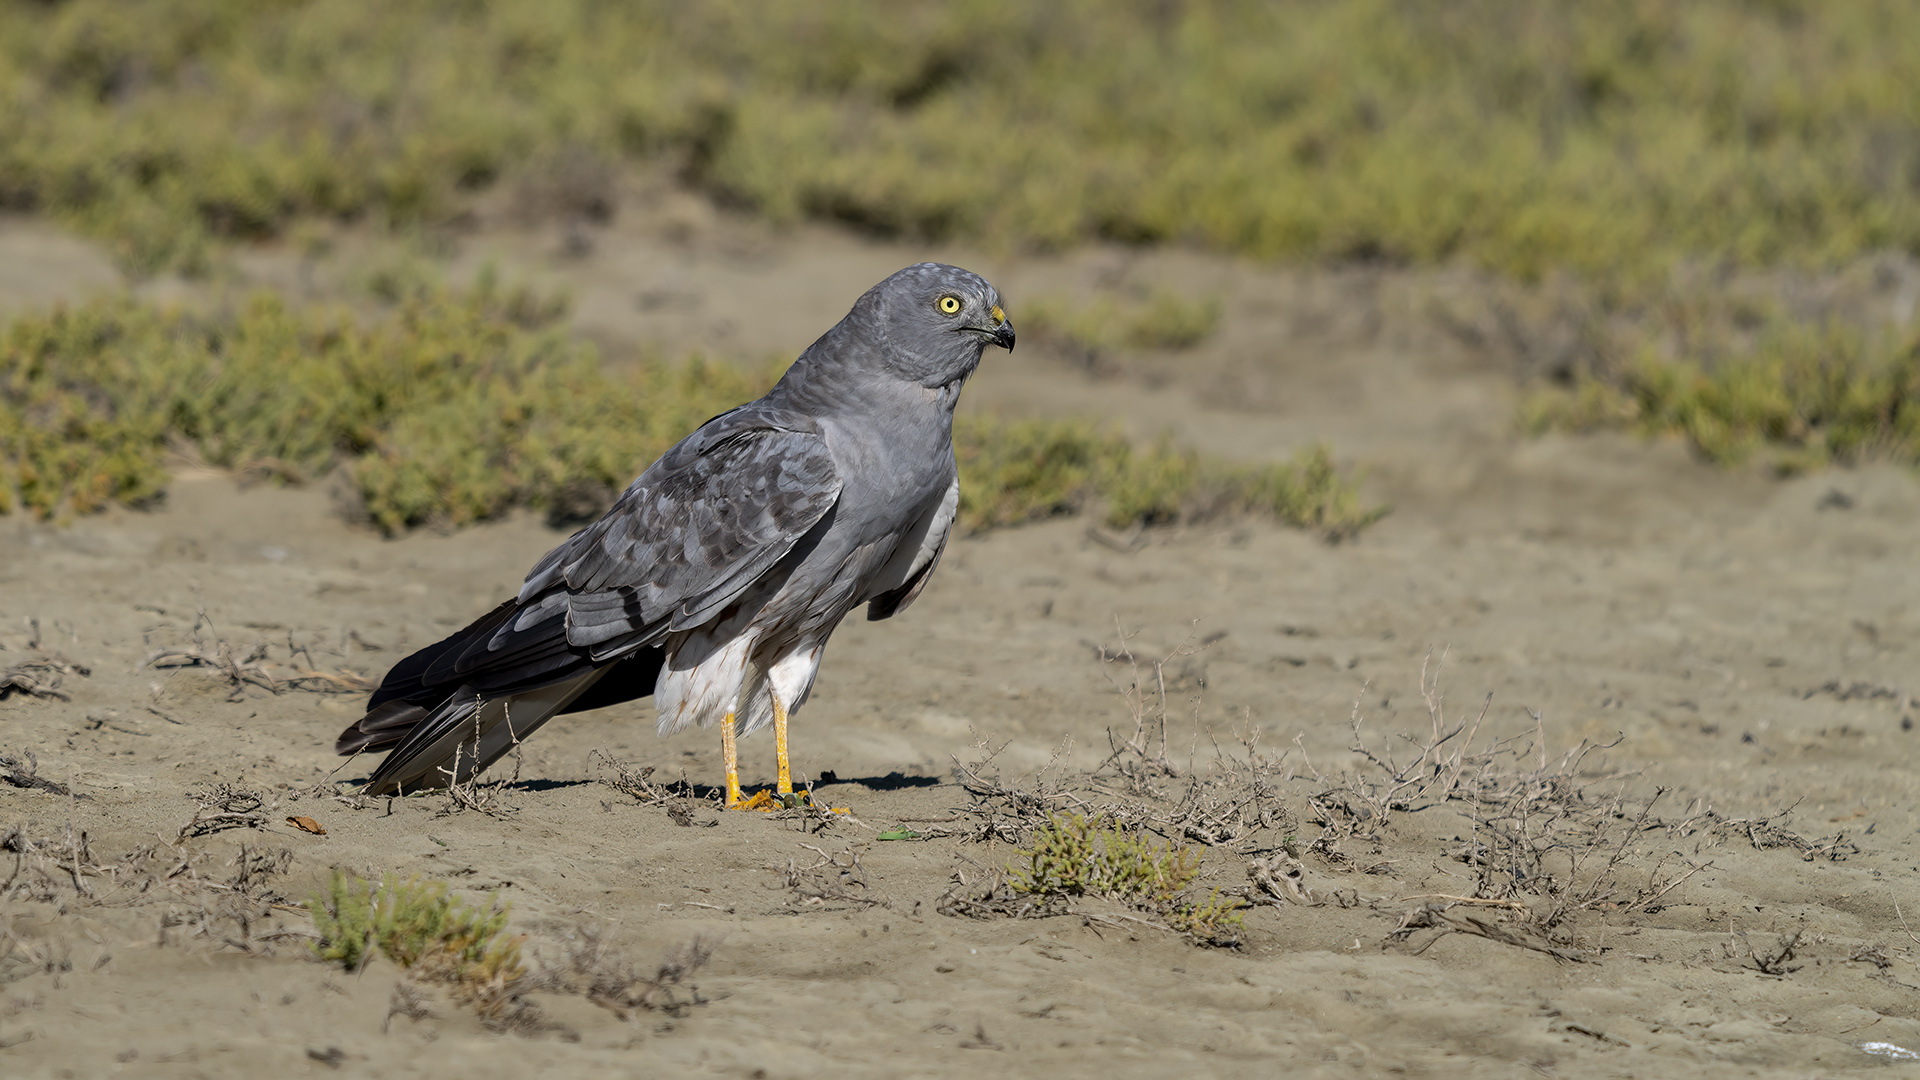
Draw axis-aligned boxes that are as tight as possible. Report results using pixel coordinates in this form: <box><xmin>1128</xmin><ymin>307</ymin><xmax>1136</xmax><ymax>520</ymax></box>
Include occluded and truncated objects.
<box><xmin>937</xmin><ymin>296</ymin><xmax>962</xmax><ymax>315</ymax></box>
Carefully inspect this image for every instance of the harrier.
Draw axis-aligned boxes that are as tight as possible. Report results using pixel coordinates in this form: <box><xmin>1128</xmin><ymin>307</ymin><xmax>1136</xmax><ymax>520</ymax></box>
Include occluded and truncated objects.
<box><xmin>337</xmin><ymin>264</ymin><xmax>1013</xmax><ymax>808</ymax></box>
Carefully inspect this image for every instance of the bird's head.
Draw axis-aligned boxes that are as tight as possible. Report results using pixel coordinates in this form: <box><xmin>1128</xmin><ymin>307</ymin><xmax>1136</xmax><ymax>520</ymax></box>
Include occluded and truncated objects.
<box><xmin>860</xmin><ymin>262</ymin><xmax>1014</xmax><ymax>388</ymax></box>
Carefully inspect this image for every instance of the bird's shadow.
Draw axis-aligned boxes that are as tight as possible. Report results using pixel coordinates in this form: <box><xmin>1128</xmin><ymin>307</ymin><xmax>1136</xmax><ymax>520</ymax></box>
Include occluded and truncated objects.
<box><xmin>814</xmin><ymin>770</ymin><xmax>943</xmax><ymax>791</ymax></box>
<box><xmin>506</xmin><ymin>777</ymin><xmax>597</xmax><ymax>793</ymax></box>
<box><xmin>335</xmin><ymin>772</ymin><xmax>942</xmax><ymax>802</ymax></box>
<box><xmin>653</xmin><ymin>772</ymin><xmax>945</xmax><ymax>802</ymax></box>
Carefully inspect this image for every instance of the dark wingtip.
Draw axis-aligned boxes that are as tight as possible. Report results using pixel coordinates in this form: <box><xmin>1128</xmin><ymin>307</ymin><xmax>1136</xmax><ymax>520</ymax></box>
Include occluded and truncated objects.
<box><xmin>336</xmin><ymin>701</ymin><xmax>427</xmax><ymax>756</ymax></box>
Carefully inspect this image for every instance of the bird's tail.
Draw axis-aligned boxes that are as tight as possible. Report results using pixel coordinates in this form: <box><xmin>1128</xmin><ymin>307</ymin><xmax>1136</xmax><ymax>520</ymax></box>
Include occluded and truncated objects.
<box><xmin>342</xmin><ymin>669</ymin><xmax>609</xmax><ymax>795</ymax></box>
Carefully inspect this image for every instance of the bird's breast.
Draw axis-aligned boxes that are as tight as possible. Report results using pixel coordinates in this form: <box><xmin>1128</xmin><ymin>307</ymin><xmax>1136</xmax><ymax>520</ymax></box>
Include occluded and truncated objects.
<box><xmin>821</xmin><ymin>413</ymin><xmax>954</xmax><ymax>513</ymax></box>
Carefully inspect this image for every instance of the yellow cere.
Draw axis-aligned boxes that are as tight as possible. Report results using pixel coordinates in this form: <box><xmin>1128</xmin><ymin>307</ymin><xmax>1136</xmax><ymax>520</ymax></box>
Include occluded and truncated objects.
<box><xmin>990</xmin><ymin>304</ymin><xmax>1005</xmax><ymax>325</ymax></box>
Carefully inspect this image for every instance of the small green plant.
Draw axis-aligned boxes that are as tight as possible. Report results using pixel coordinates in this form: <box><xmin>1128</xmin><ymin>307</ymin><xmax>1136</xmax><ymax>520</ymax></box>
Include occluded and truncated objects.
<box><xmin>1010</xmin><ymin>812</ymin><xmax>1200</xmax><ymax>904</ymax></box>
<box><xmin>307</xmin><ymin>870</ymin><xmax>525</xmax><ymax>1006</ymax></box>
<box><xmin>1009</xmin><ymin>813</ymin><xmax>1244</xmax><ymax>942</ymax></box>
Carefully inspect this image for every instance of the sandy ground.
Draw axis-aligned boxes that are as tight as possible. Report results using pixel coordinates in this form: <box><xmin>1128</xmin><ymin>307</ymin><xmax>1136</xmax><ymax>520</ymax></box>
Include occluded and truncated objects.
<box><xmin>5</xmin><ymin>203</ymin><xmax>1920</xmax><ymax>1079</ymax></box>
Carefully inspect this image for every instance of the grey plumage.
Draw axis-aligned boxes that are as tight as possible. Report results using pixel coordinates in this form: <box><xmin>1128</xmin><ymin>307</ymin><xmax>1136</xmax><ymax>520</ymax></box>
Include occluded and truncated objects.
<box><xmin>338</xmin><ymin>263</ymin><xmax>1013</xmax><ymax>794</ymax></box>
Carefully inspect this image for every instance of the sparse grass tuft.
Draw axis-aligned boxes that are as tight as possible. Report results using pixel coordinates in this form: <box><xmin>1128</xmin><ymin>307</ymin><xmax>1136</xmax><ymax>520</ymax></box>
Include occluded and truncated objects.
<box><xmin>1008</xmin><ymin>813</ymin><xmax>1245</xmax><ymax>943</ymax></box>
<box><xmin>2</xmin><ymin>288</ymin><xmax>1377</xmax><ymax>538</ymax></box>
<box><xmin>307</xmin><ymin>870</ymin><xmax>525</xmax><ymax>1006</ymax></box>
<box><xmin>0</xmin><ymin>283</ymin><xmax>763</xmax><ymax>529</ymax></box>
<box><xmin>1011</xmin><ymin>812</ymin><xmax>1200</xmax><ymax>905</ymax></box>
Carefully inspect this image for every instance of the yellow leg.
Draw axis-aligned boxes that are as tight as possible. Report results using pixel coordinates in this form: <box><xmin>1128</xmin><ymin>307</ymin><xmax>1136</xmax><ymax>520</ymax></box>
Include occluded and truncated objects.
<box><xmin>774</xmin><ymin>695</ymin><xmax>792</xmax><ymax>796</ymax></box>
<box><xmin>772</xmin><ymin>696</ymin><xmax>847</xmax><ymax>813</ymax></box>
<box><xmin>717</xmin><ymin>698</ymin><xmax>819</xmax><ymax>812</ymax></box>
<box><xmin>721</xmin><ymin>711</ymin><xmax>742</xmax><ymax>807</ymax></box>
<box><xmin>722</xmin><ymin>709</ymin><xmax>776</xmax><ymax>811</ymax></box>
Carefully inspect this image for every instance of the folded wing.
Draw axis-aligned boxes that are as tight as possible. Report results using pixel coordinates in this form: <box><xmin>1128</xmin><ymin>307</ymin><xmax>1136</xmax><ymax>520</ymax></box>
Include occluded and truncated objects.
<box><xmin>338</xmin><ymin>406</ymin><xmax>843</xmax><ymax>791</ymax></box>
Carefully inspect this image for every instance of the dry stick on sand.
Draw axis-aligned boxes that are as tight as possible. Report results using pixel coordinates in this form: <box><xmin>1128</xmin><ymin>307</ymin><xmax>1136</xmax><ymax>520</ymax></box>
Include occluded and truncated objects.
<box><xmin>0</xmin><ymin>656</ymin><xmax>88</xmax><ymax>701</ymax></box>
<box><xmin>530</xmin><ymin>928</ymin><xmax>714</xmax><ymax>1021</ymax></box>
<box><xmin>1301</xmin><ymin>649</ymin><xmax>1497</xmax><ymax>860</ymax></box>
<box><xmin>4</xmin><ymin>826</ymin><xmax>299</xmax><ymax>957</ymax></box>
<box><xmin>178</xmin><ymin>784</ymin><xmax>271</xmax><ymax>840</ymax></box>
<box><xmin>143</xmin><ymin>639</ymin><xmax>278</xmax><ymax>701</ymax></box>
<box><xmin>437</xmin><ymin>739</ymin><xmax>520</xmax><ymax>818</ymax></box>
<box><xmin>945</xmin><ymin>729</ymin><xmax>1089</xmax><ymax>843</ymax></box>
<box><xmin>0</xmin><ymin>752</ymin><xmax>73</xmax><ymax>796</ymax></box>
<box><xmin>1304</xmin><ymin>652</ymin><xmax>1718</xmax><ymax>961</ymax></box>
<box><xmin>1346</xmin><ymin>648</ymin><xmax>1494</xmax><ymax>819</ymax></box>
<box><xmin>1747</xmin><ymin>929</ymin><xmax>1806</xmax><ymax>976</ymax></box>
<box><xmin>772</xmin><ymin>843</ymin><xmax>887</xmax><ymax>909</ymax></box>
<box><xmin>0</xmin><ymin>617</ymin><xmax>92</xmax><ymax>701</ymax></box>
<box><xmin>1390</xmin><ymin>902</ymin><xmax>1592</xmax><ymax>964</ymax></box>
<box><xmin>141</xmin><ymin>612</ymin><xmax>372</xmax><ymax>702</ymax></box>
<box><xmin>591</xmin><ymin>751</ymin><xmax>679</xmax><ymax>807</ymax></box>
<box><xmin>1090</xmin><ymin>621</ymin><xmax>1210</xmax><ymax>789</ymax></box>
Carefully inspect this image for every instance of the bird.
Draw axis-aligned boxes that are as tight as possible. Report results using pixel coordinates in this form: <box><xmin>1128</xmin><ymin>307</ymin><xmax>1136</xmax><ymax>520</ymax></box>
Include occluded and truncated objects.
<box><xmin>335</xmin><ymin>263</ymin><xmax>1013</xmax><ymax>808</ymax></box>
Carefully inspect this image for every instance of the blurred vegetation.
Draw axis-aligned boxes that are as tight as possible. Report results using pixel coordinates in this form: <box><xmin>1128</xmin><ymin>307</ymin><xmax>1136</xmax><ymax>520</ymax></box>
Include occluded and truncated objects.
<box><xmin>1522</xmin><ymin>320</ymin><xmax>1920</xmax><ymax>474</ymax></box>
<box><xmin>308</xmin><ymin>870</ymin><xmax>526</xmax><ymax>1012</ymax></box>
<box><xmin>0</xmin><ymin>284</ymin><xmax>1379</xmax><ymax>537</ymax></box>
<box><xmin>956</xmin><ymin>420</ymin><xmax>1380</xmax><ymax>538</ymax></box>
<box><xmin>2</xmin><ymin>0</ymin><xmax>1917</xmax><ymax>279</ymax></box>
<box><xmin>0</xmin><ymin>277</ymin><xmax>765</xmax><ymax>532</ymax></box>
<box><xmin>1023</xmin><ymin>289</ymin><xmax>1223</xmax><ymax>369</ymax></box>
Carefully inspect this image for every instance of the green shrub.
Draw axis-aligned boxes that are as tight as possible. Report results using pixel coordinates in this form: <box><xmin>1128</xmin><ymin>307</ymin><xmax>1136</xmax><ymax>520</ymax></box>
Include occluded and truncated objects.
<box><xmin>1010</xmin><ymin>813</ymin><xmax>1244</xmax><ymax>941</ymax></box>
<box><xmin>307</xmin><ymin>870</ymin><xmax>524</xmax><ymax>992</ymax></box>
<box><xmin>0</xmin><ymin>287</ymin><xmax>1379</xmax><ymax>537</ymax></box>
<box><xmin>2</xmin><ymin>1</ymin><xmax>1917</xmax><ymax>279</ymax></box>
<box><xmin>955</xmin><ymin>419</ymin><xmax>1383</xmax><ymax>539</ymax></box>
<box><xmin>1522</xmin><ymin>322</ymin><xmax>1920</xmax><ymax>473</ymax></box>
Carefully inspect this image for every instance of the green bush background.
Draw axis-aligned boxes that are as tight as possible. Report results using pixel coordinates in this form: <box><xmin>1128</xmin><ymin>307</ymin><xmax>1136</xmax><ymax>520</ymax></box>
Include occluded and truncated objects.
<box><xmin>0</xmin><ymin>285</ymin><xmax>1379</xmax><ymax>536</ymax></box>
<box><xmin>2</xmin><ymin>0</ymin><xmax>1914</xmax><ymax>279</ymax></box>
<box><xmin>5</xmin><ymin>0</ymin><xmax>1919</xmax><ymax>504</ymax></box>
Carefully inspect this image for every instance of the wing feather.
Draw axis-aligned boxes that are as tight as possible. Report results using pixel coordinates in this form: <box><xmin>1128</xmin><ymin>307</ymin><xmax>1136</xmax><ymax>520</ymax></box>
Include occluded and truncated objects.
<box><xmin>866</xmin><ymin>476</ymin><xmax>958</xmax><ymax>621</ymax></box>
<box><xmin>386</xmin><ymin>407</ymin><xmax>841</xmax><ymax>701</ymax></box>
<box><xmin>340</xmin><ymin>408</ymin><xmax>842</xmax><ymax>787</ymax></box>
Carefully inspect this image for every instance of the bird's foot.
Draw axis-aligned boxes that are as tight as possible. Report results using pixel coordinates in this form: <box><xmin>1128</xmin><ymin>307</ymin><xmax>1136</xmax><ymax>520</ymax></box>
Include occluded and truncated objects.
<box><xmin>727</xmin><ymin>788</ymin><xmax>780</xmax><ymax>812</ymax></box>
<box><xmin>725</xmin><ymin>788</ymin><xmax>849</xmax><ymax>814</ymax></box>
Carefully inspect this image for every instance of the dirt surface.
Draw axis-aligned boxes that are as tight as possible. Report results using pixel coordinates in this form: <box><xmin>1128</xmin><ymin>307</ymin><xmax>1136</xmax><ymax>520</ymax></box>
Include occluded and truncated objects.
<box><xmin>5</xmin><ymin>206</ymin><xmax>1920</xmax><ymax>1079</ymax></box>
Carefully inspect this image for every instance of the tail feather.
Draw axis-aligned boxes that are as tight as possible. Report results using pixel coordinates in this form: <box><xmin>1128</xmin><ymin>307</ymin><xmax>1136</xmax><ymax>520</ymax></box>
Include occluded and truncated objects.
<box><xmin>366</xmin><ymin>601</ymin><xmax>517</xmax><ymax>709</ymax></box>
<box><xmin>342</xmin><ymin>599</ymin><xmax>668</xmax><ymax>793</ymax></box>
<box><xmin>336</xmin><ymin>700</ymin><xmax>427</xmax><ymax>755</ymax></box>
<box><xmin>361</xmin><ymin>688</ymin><xmax>483</xmax><ymax>794</ymax></box>
<box><xmin>357</xmin><ymin>670</ymin><xmax>608</xmax><ymax>794</ymax></box>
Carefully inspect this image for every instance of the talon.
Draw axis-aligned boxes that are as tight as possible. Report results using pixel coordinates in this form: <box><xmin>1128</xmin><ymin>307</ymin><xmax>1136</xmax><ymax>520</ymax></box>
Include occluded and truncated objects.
<box><xmin>730</xmin><ymin>789</ymin><xmax>778</xmax><ymax>812</ymax></box>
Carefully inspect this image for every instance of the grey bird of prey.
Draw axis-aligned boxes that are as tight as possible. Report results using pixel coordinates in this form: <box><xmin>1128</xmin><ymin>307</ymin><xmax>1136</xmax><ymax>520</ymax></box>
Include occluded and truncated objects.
<box><xmin>336</xmin><ymin>263</ymin><xmax>1013</xmax><ymax>807</ymax></box>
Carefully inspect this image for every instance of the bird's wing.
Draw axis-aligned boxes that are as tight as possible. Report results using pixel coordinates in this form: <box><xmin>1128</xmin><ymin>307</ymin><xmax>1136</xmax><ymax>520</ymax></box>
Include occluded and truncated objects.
<box><xmin>400</xmin><ymin>406</ymin><xmax>843</xmax><ymax>696</ymax></box>
<box><xmin>866</xmin><ymin>473</ymin><xmax>959</xmax><ymax>621</ymax></box>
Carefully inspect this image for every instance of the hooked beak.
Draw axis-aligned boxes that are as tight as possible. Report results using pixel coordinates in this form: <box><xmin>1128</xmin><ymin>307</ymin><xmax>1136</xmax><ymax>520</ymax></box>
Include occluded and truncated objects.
<box><xmin>990</xmin><ymin>320</ymin><xmax>1016</xmax><ymax>351</ymax></box>
<box><xmin>982</xmin><ymin>302</ymin><xmax>1014</xmax><ymax>351</ymax></box>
